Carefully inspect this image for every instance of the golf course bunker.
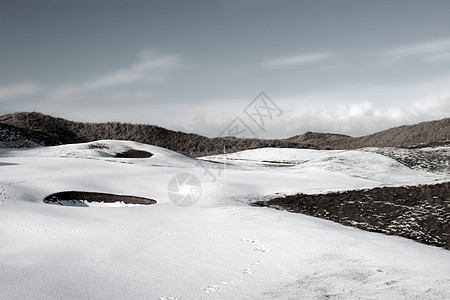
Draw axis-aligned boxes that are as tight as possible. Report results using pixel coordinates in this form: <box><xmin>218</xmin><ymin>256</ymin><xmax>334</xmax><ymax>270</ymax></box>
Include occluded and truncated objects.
<box><xmin>115</xmin><ymin>149</ymin><xmax>153</xmax><ymax>158</ymax></box>
<box><xmin>44</xmin><ymin>191</ymin><xmax>157</xmax><ymax>207</ymax></box>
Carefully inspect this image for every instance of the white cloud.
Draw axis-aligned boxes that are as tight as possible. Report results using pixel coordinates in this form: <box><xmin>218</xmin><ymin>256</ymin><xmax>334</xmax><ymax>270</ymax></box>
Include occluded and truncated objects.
<box><xmin>49</xmin><ymin>51</ymin><xmax>181</xmax><ymax>101</ymax></box>
<box><xmin>179</xmin><ymin>83</ymin><xmax>450</xmax><ymax>138</ymax></box>
<box><xmin>286</xmin><ymin>96</ymin><xmax>450</xmax><ymax>137</ymax></box>
<box><xmin>264</xmin><ymin>97</ymin><xmax>446</xmax><ymax>138</ymax></box>
<box><xmin>0</xmin><ymin>83</ymin><xmax>42</xmax><ymax>101</ymax></box>
<box><xmin>263</xmin><ymin>53</ymin><xmax>333</xmax><ymax>67</ymax></box>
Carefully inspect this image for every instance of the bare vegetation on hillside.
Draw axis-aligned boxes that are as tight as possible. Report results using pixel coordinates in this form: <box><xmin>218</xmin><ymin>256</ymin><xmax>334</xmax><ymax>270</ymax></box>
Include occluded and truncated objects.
<box><xmin>1</xmin><ymin>112</ymin><xmax>449</xmax><ymax>157</ymax></box>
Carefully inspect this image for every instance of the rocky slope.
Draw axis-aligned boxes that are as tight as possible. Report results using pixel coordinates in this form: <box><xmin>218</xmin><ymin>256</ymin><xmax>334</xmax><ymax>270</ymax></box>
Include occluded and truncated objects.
<box><xmin>254</xmin><ymin>181</ymin><xmax>450</xmax><ymax>250</ymax></box>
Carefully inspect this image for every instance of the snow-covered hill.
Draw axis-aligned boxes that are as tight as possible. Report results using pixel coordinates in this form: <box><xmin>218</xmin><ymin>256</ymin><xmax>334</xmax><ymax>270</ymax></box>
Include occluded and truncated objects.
<box><xmin>1</xmin><ymin>140</ymin><xmax>201</xmax><ymax>168</ymax></box>
<box><xmin>1</xmin><ymin>141</ymin><xmax>449</xmax><ymax>299</ymax></box>
<box><xmin>204</xmin><ymin>147</ymin><xmax>447</xmax><ymax>190</ymax></box>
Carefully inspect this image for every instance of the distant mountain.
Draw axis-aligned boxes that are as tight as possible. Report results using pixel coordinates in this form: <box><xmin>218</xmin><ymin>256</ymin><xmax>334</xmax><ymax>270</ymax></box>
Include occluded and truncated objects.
<box><xmin>0</xmin><ymin>112</ymin><xmax>449</xmax><ymax>156</ymax></box>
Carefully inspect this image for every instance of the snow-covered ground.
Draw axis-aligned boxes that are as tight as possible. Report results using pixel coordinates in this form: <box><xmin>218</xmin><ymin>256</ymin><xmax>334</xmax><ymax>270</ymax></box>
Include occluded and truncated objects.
<box><xmin>1</xmin><ymin>141</ymin><xmax>449</xmax><ymax>299</ymax></box>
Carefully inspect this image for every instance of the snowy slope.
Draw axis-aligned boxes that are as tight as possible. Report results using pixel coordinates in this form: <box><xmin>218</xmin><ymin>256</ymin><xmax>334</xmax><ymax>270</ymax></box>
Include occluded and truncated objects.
<box><xmin>204</xmin><ymin>147</ymin><xmax>447</xmax><ymax>191</ymax></box>
<box><xmin>0</xmin><ymin>140</ymin><xmax>202</xmax><ymax>168</ymax></box>
<box><xmin>1</xmin><ymin>142</ymin><xmax>450</xmax><ymax>299</ymax></box>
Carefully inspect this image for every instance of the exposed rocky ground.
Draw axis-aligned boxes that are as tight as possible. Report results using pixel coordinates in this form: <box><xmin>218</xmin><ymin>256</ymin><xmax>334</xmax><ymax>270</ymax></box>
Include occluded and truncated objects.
<box><xmin>366</xmin><ymin>147</ymin><xmax>450</xmax><ymax>174</ymax></box>
<box><xmin>1</xmin><ymin>112</ymin><xmax>449</xmax><ymax>156</ymax></box>
<box><xmin>254</xmin><ymin>181</ymin><xmax>450</xmax><ymax>250</ymax></box>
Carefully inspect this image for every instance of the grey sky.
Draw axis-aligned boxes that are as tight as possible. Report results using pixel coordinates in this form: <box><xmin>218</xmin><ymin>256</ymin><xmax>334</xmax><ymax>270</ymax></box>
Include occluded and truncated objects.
<box><xmin>1</xmin><ymin>0</ymin><xmax>450</xmax><ymax>138</ymax></box>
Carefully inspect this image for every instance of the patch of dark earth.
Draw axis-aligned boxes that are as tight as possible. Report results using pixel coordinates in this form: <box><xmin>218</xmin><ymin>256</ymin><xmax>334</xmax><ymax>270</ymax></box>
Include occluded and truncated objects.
<box><xmin>115</xmin><ymin>149</ymin><xmax>153</xmax><ymax>158</ymax></box>
<box><xmin>44</xmin><ymin>191</ymin><xmax>156</xmax><ymax>206</ymax></box>
<box><xmin>253</xmin><ymin>181</ymin><xmax>450</xmax><ymax>250</ymax></box>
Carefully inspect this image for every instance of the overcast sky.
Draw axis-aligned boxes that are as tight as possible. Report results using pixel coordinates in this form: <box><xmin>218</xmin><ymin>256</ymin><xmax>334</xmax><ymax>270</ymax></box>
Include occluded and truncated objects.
<box><xmin>1</xmin><ymin>0</ymin><xmax>450</xmax><ymax>138</ymax></box>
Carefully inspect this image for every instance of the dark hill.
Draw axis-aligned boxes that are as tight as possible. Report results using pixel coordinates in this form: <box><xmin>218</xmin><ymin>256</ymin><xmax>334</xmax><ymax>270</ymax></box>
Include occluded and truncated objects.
<box><xmin>0</xmin><ymin>112</ymin><xmax>284</xmax><ymax>156</ymax></box>
<box><xmin>0</xmin><ymin>122</ymin><xmax>62</xmax><ymax>148</ymax></box>
<box><xmin>347</xmin><ymin>118</ymin><xmax>450</xmax><ymax>149</ymax></box>
<box><xmin>0</xmin><ymin>112</ymin><xmax>449</xmax><ymax>156</ymax></box>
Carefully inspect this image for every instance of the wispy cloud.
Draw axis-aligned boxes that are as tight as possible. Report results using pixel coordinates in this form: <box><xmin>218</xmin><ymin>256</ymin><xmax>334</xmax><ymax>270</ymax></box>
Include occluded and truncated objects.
<box><xmin>49</xmin><ymin>51</ymin><xmax>181</xmax><ymax>101</ymax></box>
<box><xmin>108</xmin><ymin>91</ymin><xmax>157</xmax><ymax>100</ymax></box>
<box><xmin>0</xmin><ymin>83</ymin><xmax>42</xmax><ymax>102</ymax></box>
<box><xmin>385</xmin><ymin>39</ymin><xmax>450</xmax><ymax>62</ymax></box>
<box><xmin>426</xmin><ymin>52</ymin><xmax>450</xmax><ymax>62</ymax></box>
<box><xmin>263</xmin><ymin>53</ymin><xmax>333</xmax><ymax>67</ymax></box>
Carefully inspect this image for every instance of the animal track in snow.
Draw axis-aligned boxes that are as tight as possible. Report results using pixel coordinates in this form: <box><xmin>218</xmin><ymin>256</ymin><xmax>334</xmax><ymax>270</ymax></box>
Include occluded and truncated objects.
<box><xmin>203</xmin><ymin>280</ymin><xmax>234</xmax><ymax>293</ymax></box>
<box><xmin>253</xmin><ymin>246</ymin><xmax>270</xmax><ymax>252</ymax></box>
<box><xmin>240</xmin><ymin>237</ymin><xmax>270</xmax><ymax>275</ymax></box>
<box><xmin>21</xmin><ymin>228</ymin><xmax>49</xmax><ymax>233</ymax></box>
<box><xmin>203</xmin><ymin>285</ymin><xmax>220</xmax><ymax>293</ymax></box>
<box><xmin>241</xmin><ymin>237</ymin><xmax>259</xmax><ymax>243</ymax></box>
<box><xmin>115</xmin><ymin>230</ymin><xmax>139</xmax><ymax>235</ymax></box>
<box><xmin>206</xmin><ymin>233</ymin><xmax>228</xmax><ymax>238</ymax></box>
<box><xmin>202</xmin><ymin>237</ymin><xmax>268</xmax><ymax>293</ymax></box>
<box><xmin>251</xmin><ymin>260</ymin><xmax>264</xmax><ymax>266</ymax></box>
<box><xmin>0</xmin><ymin>185</ymin><xmax>7</xmax><ymax>203</ymax></box>
<box><xmin>162</xmin><ymin>232</ymin><xmax>189</xmax><ymax>237</ymax></box>
<box><xmin>243</xmin><ymin>260</ymin><xmax>265</xmax><ymax>274</ymax></box>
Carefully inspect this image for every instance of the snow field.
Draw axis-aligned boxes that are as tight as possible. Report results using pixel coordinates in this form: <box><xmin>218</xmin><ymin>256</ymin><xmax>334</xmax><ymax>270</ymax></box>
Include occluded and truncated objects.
<box><xmin>1</xmin><ymin>141</ymin><xmax>449</xmax><ymax>299</ymax></box>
